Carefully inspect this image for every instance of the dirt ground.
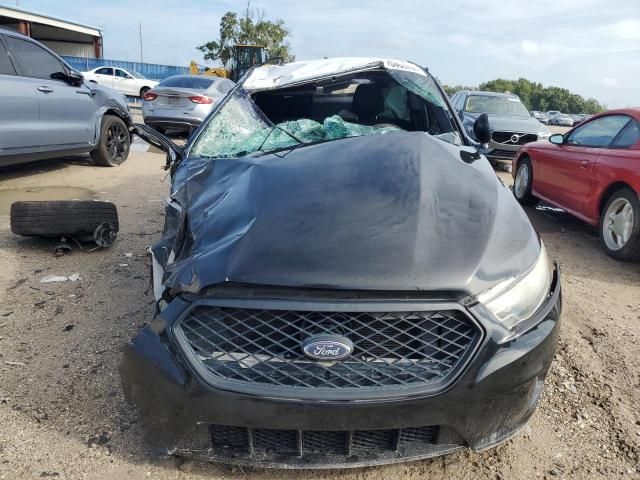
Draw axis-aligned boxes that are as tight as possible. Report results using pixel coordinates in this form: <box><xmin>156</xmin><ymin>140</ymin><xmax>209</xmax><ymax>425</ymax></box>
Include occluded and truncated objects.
<box><xmin>0</xmin><ymin>134</ymin><xmax>639</xmax><ymax>479</ymax></box>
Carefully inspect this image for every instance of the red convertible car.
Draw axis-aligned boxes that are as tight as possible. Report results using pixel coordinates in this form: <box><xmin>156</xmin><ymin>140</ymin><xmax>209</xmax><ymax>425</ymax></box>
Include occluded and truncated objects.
<box><xmin>512</xmin><ymin>108</ymin><xmax>640</xmax><ymax>261</ymax></box>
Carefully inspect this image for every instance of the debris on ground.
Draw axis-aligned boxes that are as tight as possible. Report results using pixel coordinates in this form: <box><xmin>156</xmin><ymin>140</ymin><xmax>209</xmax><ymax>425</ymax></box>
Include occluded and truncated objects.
<box><xmin>40</xmin><ymin>273</ymin><xmax>81</xmax><ymax>283</ymax></box>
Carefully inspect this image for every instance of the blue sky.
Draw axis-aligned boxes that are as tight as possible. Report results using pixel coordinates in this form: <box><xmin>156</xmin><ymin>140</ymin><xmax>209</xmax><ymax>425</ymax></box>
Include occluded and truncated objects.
<box><xmin>5</xmin><ymin>0</ymin><xmax>640</xmax><ymax>107</ymax></box>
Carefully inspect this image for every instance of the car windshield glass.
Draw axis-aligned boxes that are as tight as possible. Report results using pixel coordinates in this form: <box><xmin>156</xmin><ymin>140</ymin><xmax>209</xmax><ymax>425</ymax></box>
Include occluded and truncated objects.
<box><xmin>190</xmin><ymin>68</ymin><xmax>460</xmax><ymax>159</ymax></box>
<box><xmin>131</xmin><ymin>71</ymin><xmax>147</xmax><ymax>79</ymax></box>
<box><xmin>190</xmin><ymin>89</ymin><xmax>401</xmax><ymax>158</ymax></box>
<box><xmin>159</xmin><ymin>76</ymin><xmax>215</xmax><ymax>89</ymax></box>
<box><xmin>465</xmin><ymin>95</ymin><xmax>530</xmax><ymax>117</ymax></box>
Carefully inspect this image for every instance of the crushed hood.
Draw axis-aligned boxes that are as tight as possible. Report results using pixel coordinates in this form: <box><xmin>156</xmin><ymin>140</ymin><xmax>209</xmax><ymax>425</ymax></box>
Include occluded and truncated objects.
<box><xmin>156</xmin><ymin>132</ymin><xmax>539</xmax><ymax>296</ymax></box>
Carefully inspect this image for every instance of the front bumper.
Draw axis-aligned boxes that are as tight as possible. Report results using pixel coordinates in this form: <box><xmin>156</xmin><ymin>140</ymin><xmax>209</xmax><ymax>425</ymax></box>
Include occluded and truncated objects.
<box><xmin>120</xmin><ymin>267</ymin><xmax>562</xmax><ymax>468</ymax></box>
<box><xmin>484</xmin><ymin>142</ymin><xmax>521</xmax><ymax>163</ymax></box>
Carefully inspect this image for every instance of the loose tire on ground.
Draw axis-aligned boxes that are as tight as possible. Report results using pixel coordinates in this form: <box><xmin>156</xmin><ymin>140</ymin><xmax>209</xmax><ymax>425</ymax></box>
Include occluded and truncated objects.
<box><xmin>10</xmin><ymin>201</ymin><xmax>119</xmax><ymax>238</ymax></box>
<box><xmin>513</xmin><ymin>157</ymin><xmax>539</xmax><ymax>206</ymax></box>
<box><xmin>599</xmin><ymin>188</ymin><xmax>640</xmax><ymax>262</ymax></box>
<box><xmin>91</xmin><ymin>115</ymin><xmax>130</xmax><ymax>167</ymax></box>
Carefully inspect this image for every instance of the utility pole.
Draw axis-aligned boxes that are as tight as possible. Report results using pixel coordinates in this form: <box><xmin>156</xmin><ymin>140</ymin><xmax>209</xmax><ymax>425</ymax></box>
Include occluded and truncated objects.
<box><xmin>138</xmin><ymin>22</ymin><xmax>144</xmax><ymax>63</ymax></box>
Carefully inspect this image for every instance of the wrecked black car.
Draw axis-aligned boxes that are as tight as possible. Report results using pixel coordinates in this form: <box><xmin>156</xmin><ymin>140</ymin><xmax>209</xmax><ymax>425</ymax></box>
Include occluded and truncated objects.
<box><xmin>121</xmin><ymin>58</ymin><xmax>562</xmax><ymax>469</ymax></box>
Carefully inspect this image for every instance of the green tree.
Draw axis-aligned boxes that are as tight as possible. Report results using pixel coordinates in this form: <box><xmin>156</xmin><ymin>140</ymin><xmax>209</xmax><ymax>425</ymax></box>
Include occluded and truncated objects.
<box><xmin>475</xmin><ymin>78</ymin><xmax>605</xmax><ymax>114</ymax></box>
<box><xmin>197</xmin><ymin>9</ymin><xmax>294</xmax><ymax>69</ymax></box>
<box><xmin>441</xmin><ymin>84</ymin><xmax>475</xmax><ymax>96</ymax></box>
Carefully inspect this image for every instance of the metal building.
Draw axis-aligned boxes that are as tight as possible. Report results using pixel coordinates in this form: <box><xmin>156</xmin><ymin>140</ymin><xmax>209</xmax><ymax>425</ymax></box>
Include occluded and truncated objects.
<box><xmin>0</xmin><ymin>5</ymin><xmax>102</xmax><ymax>58</ymax></box>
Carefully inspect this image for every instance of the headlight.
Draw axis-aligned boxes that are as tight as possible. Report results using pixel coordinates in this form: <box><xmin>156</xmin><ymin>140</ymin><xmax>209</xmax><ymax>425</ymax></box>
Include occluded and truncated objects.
<box><xmin>477</xmin><ymin>243</ymin><xmax>552</xmax><ymax>330</ymax></box>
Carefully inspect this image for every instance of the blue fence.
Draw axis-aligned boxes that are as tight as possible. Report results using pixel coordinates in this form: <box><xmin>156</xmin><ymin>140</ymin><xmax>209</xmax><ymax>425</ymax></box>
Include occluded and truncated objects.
<box><xmin>60</xmin><ymin>56</ymin><xmax>189</xmax><ymax>81</ymax></box>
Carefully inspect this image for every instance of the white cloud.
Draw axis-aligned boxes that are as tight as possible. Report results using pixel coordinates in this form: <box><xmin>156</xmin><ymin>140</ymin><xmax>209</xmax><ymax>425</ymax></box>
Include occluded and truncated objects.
<box><xmin>603</xmin><ymin>19</ymin><xmax>640</xmax><ymax>40</ymax></box>
<box><xmin>600</xmin><ymin>77</ymin><xmax>619</xmax><ymax>87</ymax></box>
<box><xmin>520</xmin><ymin>40</ymin><xmax>540</xmax><ymax>56</ymax></box>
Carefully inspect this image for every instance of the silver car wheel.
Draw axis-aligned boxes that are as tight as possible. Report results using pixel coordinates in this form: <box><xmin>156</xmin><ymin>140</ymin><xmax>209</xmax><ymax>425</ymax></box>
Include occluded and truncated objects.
<box><xmin>602</xmin><ymin>198</ymin><xmax>634</xmax><ymax>250</ymax></box>
<box><xmin>514</xmin><ymin>163</ymin><xmax>529</xmax><ymax>199</ymax></box>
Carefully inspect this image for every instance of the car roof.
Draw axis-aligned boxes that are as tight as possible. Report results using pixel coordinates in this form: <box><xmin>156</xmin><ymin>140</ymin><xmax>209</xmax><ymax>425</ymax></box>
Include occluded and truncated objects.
<box><xmin>242</xmin><ymin>57</ymin><xmax>427</xmax><ymax>91</ymax></box>
<box><xmin>94</xmin><ymin>66</ymin><xmax>127</xmax><ymax>71</ymax></box>
<box><xmin>0</xmin><ymin>26</ymin><xmax>30</xmax><ymax>38</ymax></box>
<box><xmin>467</xmin><ymin>90</ymin><xmax>519</xmax><ymax>99</ymax></box>
<box><xmin>587</xmin><ymin>108</ymin><xmax>640</xmax><ymax>122</ymax></box>
<box><xmin>165</xmin><ymin>74</ymin><xmax>226</xmax><ymax>81</ymax></box>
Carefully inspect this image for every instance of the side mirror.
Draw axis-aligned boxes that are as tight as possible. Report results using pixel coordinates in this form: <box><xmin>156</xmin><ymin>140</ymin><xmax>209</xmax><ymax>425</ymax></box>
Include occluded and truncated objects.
<box><xmin>52</xmin><ymin>71</ymin><xmax>82</xmax><ymax>85</ymax></box>
<box><xmin>67</xmin><ymin>70</ymin><xmax>84</xmax><ymax>86</ymax></box>
<box><xmin>131</xmin><ymin>123</ymin><xmax>183</xmax><ymax>172</ymax></box>
<box><xmin>473</xmin><ymin>113</ymin><xmax>491</xmax><ymax>144</ymax></box>
<box><xmin>549</xmin><ymin>133</ymin><xmax>564</xmax><ymax>145</ymax></box>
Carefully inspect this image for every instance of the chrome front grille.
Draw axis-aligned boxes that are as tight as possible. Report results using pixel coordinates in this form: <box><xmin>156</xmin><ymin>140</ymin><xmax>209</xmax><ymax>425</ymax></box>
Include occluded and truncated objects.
<box><xmin>491</xmin><ymin>131</ymin><xmax>537</xmax><ymax>145</ymax></box>
<box><xmin>175</xmin><ymin>304</ymin><xmax>482</xmax><ymax>396</ymax></box>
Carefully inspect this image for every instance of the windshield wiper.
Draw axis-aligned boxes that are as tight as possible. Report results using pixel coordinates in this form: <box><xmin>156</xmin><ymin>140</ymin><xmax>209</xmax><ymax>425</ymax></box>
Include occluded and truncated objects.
<box><xmin>256</xmin><ymin>125</ymin><xmax>304</xmax><ymax>152</ymax></box>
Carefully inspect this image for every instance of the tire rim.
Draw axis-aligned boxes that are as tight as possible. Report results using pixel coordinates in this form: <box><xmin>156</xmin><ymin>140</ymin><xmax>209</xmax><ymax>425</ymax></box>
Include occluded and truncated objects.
<box><xmin>106</xmin><ymin>123</ymin><xmax>128</xmax><ymax>162</ymax></box>
<box><xmin>603</xmin><ymin>197</ymin><xmax>634</xmax><ymax>250</ymax></box>
<box><xmin>514</xmin><ymin>163</ymin><xmax>529</xmax><ymax>198</ymax></box>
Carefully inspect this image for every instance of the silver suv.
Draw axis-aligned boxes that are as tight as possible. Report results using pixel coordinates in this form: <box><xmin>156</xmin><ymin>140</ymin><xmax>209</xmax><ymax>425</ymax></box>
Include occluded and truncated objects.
<box><xmin>0</xmin><ymin>27</ymin><xmax>132</xmax><ymax>167</ymax></box>
<box><xmin>450</xmin><ymin>90</ymin><xmax>550</xmax><ymax>164</ymax></box>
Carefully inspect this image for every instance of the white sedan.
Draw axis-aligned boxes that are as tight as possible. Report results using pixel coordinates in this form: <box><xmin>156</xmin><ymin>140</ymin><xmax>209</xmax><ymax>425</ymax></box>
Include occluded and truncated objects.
<box><xmin>83</xmin><ymin>67</ymin><xmax>158</xmax><ymax>97</ymax></box>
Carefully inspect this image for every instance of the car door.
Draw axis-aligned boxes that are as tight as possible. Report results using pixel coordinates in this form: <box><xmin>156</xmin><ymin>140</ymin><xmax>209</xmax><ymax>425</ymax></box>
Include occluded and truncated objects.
<box><xmin>5</xmin><ymin>34</ymin><xmax>98</xmax><ymax>148</ymax></box>
<box><xmin>0</xmin><ymin>34</ymin><xmax>41</xmax><ymax>159</ymax></box>
<box><xmin>535</xmin><ymin>115</ymin><xmax>631</xmax><ymax>214</ymax></box>
<box><xmin>93</xmin><ymin>67</ymin><xmax>114</xmax><ymax>89</ymax></box>
<box><xmin>585</xmin><ymin>119</ymin><xmax>640</xmax><ymax>219</ymax></box>
<box><xmin>114</xmin><ymin>68</ymin><xmax>135</xmax><ymax>95</ymax></box>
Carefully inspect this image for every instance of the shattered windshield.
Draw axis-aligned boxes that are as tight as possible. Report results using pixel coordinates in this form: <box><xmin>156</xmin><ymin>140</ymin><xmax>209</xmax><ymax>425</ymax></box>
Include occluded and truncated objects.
<box><xmin>190</xmin><ymin>90</ymin><xmax>401</xmax><ymax>158</ymax></box>
<box><xmin>190</xmin><ymin>67</ymin><xmax>461</xmax><ymax>159</ymax></box>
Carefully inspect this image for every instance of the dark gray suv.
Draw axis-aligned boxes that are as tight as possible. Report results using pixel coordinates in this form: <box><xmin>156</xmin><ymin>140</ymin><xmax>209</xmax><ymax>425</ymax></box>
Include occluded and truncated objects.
<box><xmin>450</xmin><ymin>90</ymin><xmax>550</xmax><ymax>165</ymax></box>
<box><xmin>0</xmin><ymin>27</ymin><xmax>132</xmax><ymax>167</ymax></box>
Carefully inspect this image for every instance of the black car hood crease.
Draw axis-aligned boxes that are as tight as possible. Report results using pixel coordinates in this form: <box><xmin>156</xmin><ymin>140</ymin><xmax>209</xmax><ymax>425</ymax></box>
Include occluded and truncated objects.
<box><xmin>155</xmin><ymin>131</ymin><xmax>539</xmax><ymax>296</ymax></box>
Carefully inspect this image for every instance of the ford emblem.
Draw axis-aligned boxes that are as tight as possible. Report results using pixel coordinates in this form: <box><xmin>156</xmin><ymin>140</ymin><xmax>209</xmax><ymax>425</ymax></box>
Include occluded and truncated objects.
<box><xmin>302</xmin><ymin>334</ymin><xmax>353</xmax><ymax>361</ymax></box>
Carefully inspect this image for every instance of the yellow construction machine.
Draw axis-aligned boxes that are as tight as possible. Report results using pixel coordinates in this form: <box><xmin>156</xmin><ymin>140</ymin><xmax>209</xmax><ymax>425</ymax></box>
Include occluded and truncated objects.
<box><xmin>190</xmin><ymin>45</ymin><xmax>271</xmax><ymax>82</ymax></box>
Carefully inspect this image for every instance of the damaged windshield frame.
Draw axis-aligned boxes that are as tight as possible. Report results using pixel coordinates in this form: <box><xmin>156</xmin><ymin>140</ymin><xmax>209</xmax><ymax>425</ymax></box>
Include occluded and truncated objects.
<box><xmin>187</xmin><ymin>65</ymin><xmax>466</xmax><ymax>160</ymax></box>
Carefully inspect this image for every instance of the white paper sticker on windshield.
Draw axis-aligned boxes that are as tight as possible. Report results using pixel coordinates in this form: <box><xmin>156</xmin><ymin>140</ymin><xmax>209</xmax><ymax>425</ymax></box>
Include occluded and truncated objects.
<box><xmin>382</xmin><ymin>60</ymin><xmax>426</xmax><ymax>76</ymax></box>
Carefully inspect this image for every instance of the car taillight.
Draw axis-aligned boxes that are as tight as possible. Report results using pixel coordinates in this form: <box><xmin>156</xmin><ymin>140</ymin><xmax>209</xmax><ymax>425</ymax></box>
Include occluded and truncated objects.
<box><xmin>142</xmin><ymin>91</ymin><xmax>157</xmax><ymax>101</ymax></box>
<box><xmin>188</xmin><ymin>95</ymin><xmax>214</xmax><ymax>104</ymax></box>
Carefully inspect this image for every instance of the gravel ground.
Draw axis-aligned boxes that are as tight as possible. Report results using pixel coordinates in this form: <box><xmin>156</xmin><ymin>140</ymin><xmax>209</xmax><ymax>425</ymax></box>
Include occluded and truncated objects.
<box><xmin>0</xmin><ymin>137</ymin><xmax>639</xmax><ymax>479</ymax></box>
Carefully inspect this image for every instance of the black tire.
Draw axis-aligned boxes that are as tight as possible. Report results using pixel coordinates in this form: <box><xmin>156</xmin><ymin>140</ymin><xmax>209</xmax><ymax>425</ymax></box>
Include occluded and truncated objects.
<box><xmin>10</xmin><ymin>201</ymin><xmax>119</xmax><ymax>238</ymax></box>
<box><xmin>599</xmin><ymin>188</ymin><xmax>640</xmax><ymax>262</ymax></box>
<box><xmin>513</xmin><ymin>157</ymin><xmax>539</xmax><ymax>206</ymax></box>
<box><xmin>140</xmin><ymin>86</ymin><xmax>151</xmax><ymax>98</ymax></box>
<box><xmin>91</xmin><ymin>115</ymin><xmax>130</xmax><ymax>167</ymax></box>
